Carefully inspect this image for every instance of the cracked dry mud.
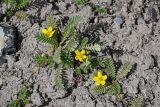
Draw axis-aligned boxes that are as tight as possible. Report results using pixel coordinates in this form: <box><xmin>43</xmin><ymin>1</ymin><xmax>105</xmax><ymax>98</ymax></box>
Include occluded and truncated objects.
<box><xmin>0</xmin><ymin>0</ymin><xmax>160</xmax><ymax>107</ymax></box>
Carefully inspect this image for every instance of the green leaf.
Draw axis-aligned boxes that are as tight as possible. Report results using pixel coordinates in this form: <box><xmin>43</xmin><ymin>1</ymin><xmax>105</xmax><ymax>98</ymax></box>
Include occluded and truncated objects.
<box><xmin>8</xmin><ymin>100</ymin><xmax>19</xmax><ymax>107</ymax></box>
<box><xmin>74</xmin><ymin>67</ymin><xmax>82</xmax><ymax>75</ymax></box>
<box><xmin>104</xmin><ymin>56</ymin><xmax>116</xmax><ymax>80</ymax></box>
<box><xmin>74</xmin><ymin>60</ymin><xmax>91</xmax><ymax>75</ymax></box>
<box><xmin>92</xmin><ymin>6</ymin><xmax>107</xmax><ymax>13</ymax></box>
<box><xmin>74</xmin><ymin>0</ymin><xmax>87</xmax><ymax>5</ymax></box>
<box><xmin>79</xmin><ymin>60</ymin><xmax>91</xmax><ymax>73</ymax></box>
<box><xmin>5</xmin><ymin>10</ymin><xmax>14</xmax><ymax>17</ymax></box>
<box><xmin>92</xmin><ymin>85</ymin><xmax>107</xmax><ymax>94</ymax></box>
<box><xmin>81</xmin><ymin>44</ymin><xmax>101</xmax><ymax>52</ymax></box>
<box><xmin>33</xmin><ymin>54</ymin><xmax>56</xmax><ymax>67</ymax></box>
<box><xmin>130</xmin><ymin>97</ymin><xmax>144</xmax><ymax>107</ymax></box>
<box><xmin>80</xmin><ymin>37</ymin><xmax>88</xmax><ymax>47</ymax></box>
<box><xmin>61</xmin><ymin>50</ymin><xmax>73</xmax><ymax>66</ymax></box>
<box><xmin>94</xmin><ymin>57</ymin><xmax>107</xmax><ymax>68</ymax></box>
<box><xmin>15</xmin><ymin>0</ymin><xmax>30</xmax><ymax>10</ymax></box>
<box><xmin>23</xmin><ymin>99</ymin><xmax>29</xmax><ymax>105</ymax></box>
<box><xmin>108</xmin><ymin>82</ymin><xmax>121</xmax><ymax>95</ymax></box>
<box><xmin>52</xmin><ymin>47</ymin><xmax>61</xmax><ymax>64</ymax></box>
<box><xmin>8</xmin><ymin>86</ymin><xmax>29</xmax><ymax>107</ymax></box>
<box><xmin>35</xmin><ymin>33</ymin><xmax>58</xmax><ymax>46</ymax></box>
<box><xmin>116</xmin><ymin>62</ymin><xmax>132</xmax><ymax>81</ymax></box>
<box><xmin>55</xmin><ymin>69</ymin><xmax>65</xmax><ymax>90</ymax></box>
<box><xmin>5</xmin><ymin>0</ymin><xmax>30</xmax><ymax>10</ymax></box>
<box><xmin>33</xmin><ymin>54</ymin><xmax>48</xmax><ymax>66</ymax></box>
<box><xmin>65</xmin><ymin>37</ymin><xmax>79</xmax><ymax>51</ymax></box>
<box><xmin>61</xmin><ymin>15</ymin><xmax>81</xmax><ymax>45</ymax></box>
<box><xmin>46</xmin><ymin>15</ymin><xmax>57</xmax><ymax>27</ymax></box>
<box><xmin>18</xmin><ymin>86</ymin><xmax>28</xmax><ymax>100</ymax></box>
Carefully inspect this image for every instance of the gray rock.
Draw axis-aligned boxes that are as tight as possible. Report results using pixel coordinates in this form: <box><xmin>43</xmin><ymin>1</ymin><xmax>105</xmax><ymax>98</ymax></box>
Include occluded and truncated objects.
<box><xmin>0</xmin><ymin>24</ymin><xmax>18</xmax><ymax>55</ymax></box>
<box><xmin>147</xmin><ymin>7</ymin><xmax>157</xmax><ymax>21</ymax></box>
<box><xmin>31</xmin><ymin>92</ymin><xmax>43</xmax><ymax>106</ymax></box>
<box><xmin>0</xmin><ymin>56</ymin><xmax>7</xmax><ymax>65</ymax></box>
<box><xmin>114</xmin><ymin>16</ymin><xmax>123</xmax><ymax>26</ymax></box>
<box><xmin>0</xmin><ymin>3</ymin><xmax>7</xmax><ymax>15</ymax></box>
<box><xmin>40</xmin><ymin>4</ymin><xmax>53</xmax><ymax>19</ymax></box>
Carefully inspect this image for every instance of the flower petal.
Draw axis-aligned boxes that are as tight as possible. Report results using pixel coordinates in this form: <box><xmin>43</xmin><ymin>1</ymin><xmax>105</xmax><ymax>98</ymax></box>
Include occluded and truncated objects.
<box><xmin>81</xmin><ymin>49</ymin><xmax>85</xmax><ymax>54</ymax></box>
<box><xmin>75</xmin><ymin>56</ymin><xmax>79</xmax><ymax>60</ymax></box>
<box><xmin>42</xmin><ymin>29</ymin><xmax>47</xmax><ymax>34</ymax></box>
<box><xmin>48</xmin><ymin>31</ymin><xmax>55</xmax><ymax>38</ymax></box>
<box><xmin>100</xmin><ymin>81</ymin><xmax>105</xmax><ymax>85</ymax></box>
<box><xmin>97</xmin><ymin>71</ymin><xmax>102</xmax><ymax>77</ymax></box>
<box><xmin>83</xmin><ymin>55</ymin><xmax>87</xmax><ymax>59</ymax></box>
<box><xmin>95</xmin><ymin>81</ymin><xmax>101</xmax><ymax>86</ymax></box>
<box><xmin>93</xmin><ymin>77</ymin><xmax>98</xmax><ymax>81</ymax></box>
<box><xmin>102</xmin><ymin>75</ymin><xmax>107</xmax><ymax>80</ymax></box>
<box><xmin>48</xmin><ymin>26</ymin><xmax>53</xmax><ymax>32</ymax></box>
<box><xmin>79</xmin><ymin>58</ymin><xmax>83</xmax><ymax>62</ymax></box>
<box><xmin>75</xmin><ymin>50</ymin><xmax>80</xmax><ymax>55</ymax></box>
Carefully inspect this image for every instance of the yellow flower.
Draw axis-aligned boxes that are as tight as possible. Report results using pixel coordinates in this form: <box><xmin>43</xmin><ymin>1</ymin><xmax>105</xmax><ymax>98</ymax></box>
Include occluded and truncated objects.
<box><xmin>93</xmin><ymin>71</ymin><xmax>107</xmax><ymax>86</ymax></box>
<box><xmin>42</xmin><ymin>26</ymin><xmax>55</xmax><ymax>38</ymax></box>
<box><xmin>75</xmin><ymin>49</ymin><xmax>87</xmax><ymax>62</ymax></box>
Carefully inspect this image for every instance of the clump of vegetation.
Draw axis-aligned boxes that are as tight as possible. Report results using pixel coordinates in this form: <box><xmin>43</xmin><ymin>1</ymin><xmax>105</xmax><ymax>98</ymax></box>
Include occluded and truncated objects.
<box><xmin>92</xmin><ymin>56</ymin><xmax>132</xmax><ymax>95</ymax></box>
<box><xmin>129</xmin><ymin>96</ymin><xmax>144</xmax><ymax>107</ymax></box>
<box><xmin>15</xmin><ymin>11</ymin><xmax>29</xmax><ymax>20</ymax></box>
<box><xmin>34</xmin><ymin>15</ymin><xmax>102</xmax><ymax>91</ymax></box>
<box><xmin>8</xmin><ymin>86</ymin><xmax>29</xmax><ymax>107</ymax></box>
<box><xmin>34</xmin><ymin>15</ymin><xmax>132</xmax><ymax>98</ymax></box>
<box><xmin>92</xmin><ymin>5</ymin><xmax>107</xmax><ymax>14</ymax></box>
<box><xmin>3</xmin><ymin>0</ymin><xmax>30</xmax><ymax>16</ymax></box>
<box><xmin>73</xmin><ymin>0</ymin><xmax>87</xmax><ymax>5</ymax></box>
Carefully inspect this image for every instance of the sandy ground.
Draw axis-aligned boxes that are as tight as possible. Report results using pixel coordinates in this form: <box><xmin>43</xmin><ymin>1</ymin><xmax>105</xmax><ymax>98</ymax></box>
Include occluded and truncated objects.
<box><xmin>0</xmin><ymin>0</ymin><xmax>160</xmax><ymax>107</ymax></box>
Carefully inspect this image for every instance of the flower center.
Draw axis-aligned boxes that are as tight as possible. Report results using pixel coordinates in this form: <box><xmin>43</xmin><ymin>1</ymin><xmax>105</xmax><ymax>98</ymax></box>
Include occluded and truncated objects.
<box><xmin>47</xmin><ymin>31</ymin><xmax>52</xmax><ymax>35</ymax></box>
<box><xmin>98</xmin><ymin>77</ymin><xmax>103</xmax><ymax>81</ymax></box>
<box><xmin>78</xmin><ymin>53</ymin><xmax>83</xmax><ymax>58</ymax></box>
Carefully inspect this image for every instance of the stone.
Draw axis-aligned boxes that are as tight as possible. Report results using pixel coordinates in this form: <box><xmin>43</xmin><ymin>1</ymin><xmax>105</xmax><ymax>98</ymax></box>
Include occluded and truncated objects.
<box><xmin>0</xmin><ymin>24</ymin><xmax>18</xmax><ymax>55</ymax></box>
<box><xmin>114</xmin><ymin>16</ymin><xmax>123</xmax><ymax>26</ymax></box>
<box><xmin>0</xmin><ymin>56</ymin><xmax>7</xmax><ymax>65</ymax></box>
<box><xmin>40</xmin><ymin>4</ymin><xmax>53</xmax><ymax>19</ymax></box>
<box><xmin>147</xmin><ymin>7</ymin><xmax>157</xmax><ymax>21</ymax></box>
<box><xmin>31</xmin><ymin>92</ymin><xmax>43</xmax><ymax>106</ymax></box>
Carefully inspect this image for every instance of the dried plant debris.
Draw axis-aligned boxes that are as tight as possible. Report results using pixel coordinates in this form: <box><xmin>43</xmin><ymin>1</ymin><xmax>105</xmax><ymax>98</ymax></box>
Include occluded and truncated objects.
<box><xmin>129</xmin><ymin>96</ymin><xmax>144</xmax><ymax>107</ymax></box>
<box><xmin>15</xmin><ymin>11</ymin><xmax>29</xmax><ymax>20</ymax></box>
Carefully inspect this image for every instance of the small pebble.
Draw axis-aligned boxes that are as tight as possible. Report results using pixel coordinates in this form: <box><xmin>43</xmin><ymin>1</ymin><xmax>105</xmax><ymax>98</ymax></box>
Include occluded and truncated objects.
<box><xmin>147</xmin><ymin>7</ymin><xmax>157</xmax><ymax>21</ymax></box>
<box><xmin>114</xmin><ymin>16</ymin><xmax>123</xmax><ymax>26</ymax></box>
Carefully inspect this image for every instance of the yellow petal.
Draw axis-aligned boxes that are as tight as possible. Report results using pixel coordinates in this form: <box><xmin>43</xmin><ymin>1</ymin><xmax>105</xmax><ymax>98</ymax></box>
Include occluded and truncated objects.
<box><xmin>100</xmin><ymin>81</ymin><xmax>105</xmax><ymax>85</ymax></box>
<box><xmin>79</xmin><ymin>58</ymin><xmax>83</xmax><ymax>62</ymax></box>
<box><xmin>81</xmin><ymin>49</ymin><xmax>85</xmax><ymax>54</ymax></box>
<box><xmin>97</xmin><ymin>71</ymin><xmax>102</xmax><ymax>77</ymax></box>
<box><xmin>75</xmin><ymin>56</ymin><xmax>79</xmax><ymax>60</ymax></box>
<box><xmin>83</xmin><ymin>55</ymin><xmax>87</xmax><ymax>59</ymax></box>
<box><xmin>48</xmin><ymin>31</ymin><xmax>55</xmax><ymax>38</ymax></box>
<box><xmin>48</xmin><ymin>26</ymin><xmax>53</xmax><ymax>32</ymax></box>
<box><xmin>42</xmin><ymin>29</ymin><xmax>47</xmax><ymax>34</ymax></box>
<box><xmin>93</xmin><ymin>77</ymin><xmax>98</xmax><ymax>81</ymax></box>
<box><xmin>102</xmin><ymin>75</ymin><xmax>107</xmax><ymax>80</ymax></box>
<box><xmin>95</xmin><ymin>81</ymin><xmax>101</xmax><ymax>86</ymax></box>
<box><xmin>75</xmin><ymin>50</ymin><xmax>80</xmax><ymax>55</ymax></box>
